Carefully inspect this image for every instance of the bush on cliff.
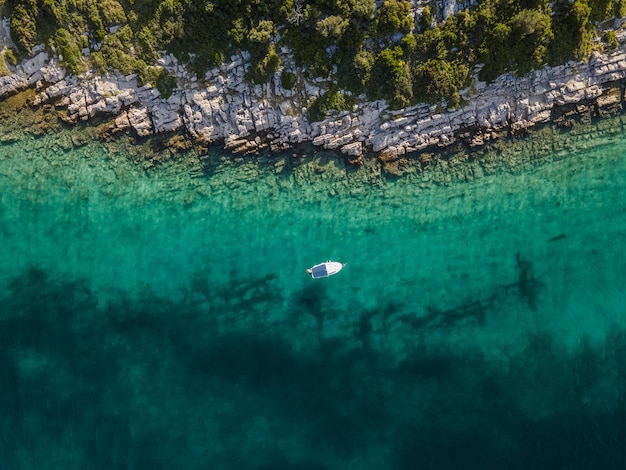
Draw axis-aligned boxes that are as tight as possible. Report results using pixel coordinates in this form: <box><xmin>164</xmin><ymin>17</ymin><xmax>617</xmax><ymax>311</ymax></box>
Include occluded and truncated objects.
<box><xmin>413</xmin><ymin>59</ymin><xmax>468</xmax><ymax>108</ymax></box>
<box><xmin>308</xmin><ymin>87</ymin><xmax>354</xmax><ymax>122</ymax></box>
<box><xmin>376</xmin><ymin>0</ymin><xmax>414</xmax><ymax>36</ymax></box>
<box><xmin>280</xmin><ymin>70</ymin><xmax>297</xmax><ymax>90</ymax></box>
<box><xmin>366</xmin><ymin>46</ymin><xmax>413</xmax><ymax>108</ymax></box>
<box><xmin>0</xmin><ymin>52</ymin><xmax>10</xmax><ymax>77</ymax></box>
<box><xmin>509</xmin><ymin>9</ymin><xmax>554</xmax><ymax>75</ymax></box>
<box><xmin>51</xmin><ymin>28</ymin><xmax>86</xmax><ymax>75</ymax></box>
<box><xmin>549</xmin><ymin>0</ymin><xmax>593</xmax><ymax>65</ymax></box>
<box><xmin>137</xmin><ymin>66</ymin><xmax>177</xmax><ymax>98</ymax></box>
<box><xmin>10</xmin><ymin>4</ymin><xmax>37</xmax><ymax>54</ymax></box>
<box><xmin>98</xmin><ymin>0</ymin><xmax>127</xmax><ymax>26</ymax></box>
<box><xmin>246</xmin><ymin>46</ymin><xmax>281</xmax><ymax>84</ymax></box>
<box><xmin>588</xmin><ymin>0</ymin><xmax>626</xmax><ymax>21</ymax></box>
<box><xmin>4</xmin><ymin>48</ymin><xmax>18</xmax><ymax>66</ymax></box>
<box><xmin>604</xmin><ymin>30</ymin><xmax>619</xmax><ymax>50</ymax></box>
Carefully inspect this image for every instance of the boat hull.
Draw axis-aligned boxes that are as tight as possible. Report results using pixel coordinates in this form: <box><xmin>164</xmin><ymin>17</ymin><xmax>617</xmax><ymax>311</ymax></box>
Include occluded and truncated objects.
<box><xmin>307</xmin><ymin>261</ymin><xmax>345</xmax><ymax>279</ymax></box>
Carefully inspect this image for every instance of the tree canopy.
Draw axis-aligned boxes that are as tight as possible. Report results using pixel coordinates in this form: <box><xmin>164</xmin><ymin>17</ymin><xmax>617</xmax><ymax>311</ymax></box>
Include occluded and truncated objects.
<box><xmin>3</xmin><ymin>0</ymin><xmax>623</xmax><ymax>118</ymax></box>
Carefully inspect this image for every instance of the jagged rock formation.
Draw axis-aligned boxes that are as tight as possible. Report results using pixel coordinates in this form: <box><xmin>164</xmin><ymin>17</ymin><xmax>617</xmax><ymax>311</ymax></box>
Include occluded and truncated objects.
<box><xmin>2</xmin><ymin>19</ymin><xmax>626</xmax><ymax>160</ymax></box>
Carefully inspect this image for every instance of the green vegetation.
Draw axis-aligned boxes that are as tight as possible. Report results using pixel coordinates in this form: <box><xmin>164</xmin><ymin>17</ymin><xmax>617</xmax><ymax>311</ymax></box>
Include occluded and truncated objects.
<box><xmin>308</xmin><ymin>87</ymin><xmax>355</xmax><ymax>122</ymax></box>
<box><xmin>280</xmin><ymin>70</ymin><xmax>297</xmax><ymax>90</ymax></box>
<box><xmin>549</xmin><ymin>0</ymin><xmax>593</xmax><ymax>66</ymax></box>
<box><xmin>377</xmin><ymin>0</ymin><xmax>414</xmax><ymax>35</ymax></box>
<box><xmin>604</xmin><ymin>30</ymin><xmax>620</xmax><ymax>50</ymax></box>
<box><xmin>51</xmin><ymin>28</ymin><xmax>85</xmax><ymax>75</ymax></box>
<box><xmin>413</xmin><ymin>59</ymin><xmax>468</xmax><ymax>107</ymax></box>
<box><xmin>246</xmin><ymin>45</ymin><xmax>281</xmax><ymax>85</ymax></box>
<box><xmin>367</xmin><ymin>46</ymin><xmax>413</xmax><ymax>108</ymax></box>
<box><xmin>3</xmin><ymin>47</ymin><xmax>18</xmax><ymax>66</ymax></box>
<box><xmin>0</xmin><ymin>52</ymin><xmax>10</xmax><ymax>77</ymax></box>
<box><xmin>10</xmin><ymin>4</ymin><xmax>37</xmax><ymax>53</ymax></box>
<box><xmin>91</xmin><ymin>25</ymin><xmax>146</xmax><ymax>76</ymax></box>
<box><xmin>4</xmin><ymin>0</ymin><xmax>626</xmax><ymax>116</ymax></box>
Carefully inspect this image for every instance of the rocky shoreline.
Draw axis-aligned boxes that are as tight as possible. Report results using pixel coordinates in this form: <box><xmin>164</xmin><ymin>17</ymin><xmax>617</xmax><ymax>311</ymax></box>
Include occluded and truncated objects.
<box><xmin>2</xmin><ymin>24</ymin><xmax>626</xmax><ymax>165</ymax></box>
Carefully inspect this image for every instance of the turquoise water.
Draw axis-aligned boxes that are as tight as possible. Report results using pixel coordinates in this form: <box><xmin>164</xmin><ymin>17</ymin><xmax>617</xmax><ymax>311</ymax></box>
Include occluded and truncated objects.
<box><xmin>1</xmin><ymin>118</ymin><xmax>626</xmax><ymax>468</ymax></box>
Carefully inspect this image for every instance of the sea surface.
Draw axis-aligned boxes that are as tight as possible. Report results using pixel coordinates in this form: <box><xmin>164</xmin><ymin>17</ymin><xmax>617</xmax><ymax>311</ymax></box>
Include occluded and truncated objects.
<box><xmin>1</xmin><ymin>111</ymin><xmax>626</xmax><ymax>469</ymax></box>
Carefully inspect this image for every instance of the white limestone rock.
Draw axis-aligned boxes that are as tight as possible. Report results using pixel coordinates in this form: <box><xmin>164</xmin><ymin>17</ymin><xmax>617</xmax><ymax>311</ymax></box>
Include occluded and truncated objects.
<box><xmin>19</xmin><ymin>51</ymin><xmax>48</xmax><ymax>77</ymax></box>
<box><xmin>0</xmin><ymin>74</ymin><xmax>28</xmax><ymax>97</ymax></box>
<box><xmin>341</xmin><ymin>141</ymin><xmax>363</xmax><ymax>157</ymax></box>
<box><xmin>104</xmin><ymin>96</ymin><xmax>122</xmax><ymax>114</ymax></box>
<box><xmin>114</xmin><ymin>112</ymin><xmax>131</xmax><ymax>130</ymax></box>
<box><xmin>152</xmin><ymin>106</ymin><xmax>183</xmax><ymax>133</ymax></box>
<box><xmin>41</xmin><ymin>63</ymin><xmax>66</xmax><ymax>83</ymax></box>
<box><xmin>127</xmin><ymin>107</ymin><xmax>153</xmax><ymax>137</ymax></box>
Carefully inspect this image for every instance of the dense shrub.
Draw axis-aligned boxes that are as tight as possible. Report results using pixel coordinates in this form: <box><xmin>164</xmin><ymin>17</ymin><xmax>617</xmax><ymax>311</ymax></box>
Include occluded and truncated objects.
<box><xmin>246</xmin><ymin>46</ymin><xmax>281</xmax><ymax>84</ymax></box>
<box><xmin>98</xmin><ymin>0</ymin><xmax>127</xmax><ymax>26</ymax></box>
<box><xmin>11</xmin><ymin>5</ymin><xmax>38</xmax><ymax>53</ymax></box>
<box><xmin>136</xmin><ymin>66</ymin><xmax>177</xmax><ymax>98</ymax></box>
<box><xmin>509</xmin><ymin>9</ymin><xmax>553</xmax><ymax>74</ymax></box>
<box><xmin>588</xmin><ymin>0</ymin><xmax>626</xmax><ymax>22</ymax></box>
<box><xmin>52</xmin><ymin>28</ymin><xmax>86</xmax><ymax>75</ymax></box>
<box><xmin>4</xmin><ymin>48</ymin><xmax>18</xmax><ymax>66</ymax></box>
<box><xmin>155</xmin><ymin>70</ymin><xmax>177</xmax><ymax>98</ymax></box>
<box><xmin>603</xmin><ymin>30</ymin><xmax>619</xmax><ymax>50</ymax></box>
<box><xmin>418</xmin><ymin>5</ymin><xmax>434</xmax><ymax>32</ymax></box>
<box><xmin>91</xmin><ymin>26</ymin><xmax>145</xmax><ymax>76</ymax></box>
<box><xmin>377</xmin><ymin>0</ymin><xmax>414</xmax><ymax>35</ymax></box>
<box><xmin>308</xmin><ymin>88</ymin><xmax>354</xmax><ymax>122</ymax></box>
<box><xmin>0</xmin><ymin>52</ymin><xmax>10</xmax><ymax>77</ymax></box>
<box><xmin>413</xmin><ymin>59</ymin><xmax>468</xmax><ymax>108</ymax></box>
<box><xmin>549</xmin><ymin>0</ymin><xmax>593</xmax><ymax>65</ymax></box>
<box><xmin>367</xmin><ymin>46</ymin><xmax>412</xmax><ymax>108</ymax></box>
<box><xmin>345</xmin><ymin>47</ymin><xmax>375</xmax><ymax>91</ymax></box>
<box><xmin>280</xmin><ymin>70</ymin><xmax>297</xmax><ymax>89</ymax></box>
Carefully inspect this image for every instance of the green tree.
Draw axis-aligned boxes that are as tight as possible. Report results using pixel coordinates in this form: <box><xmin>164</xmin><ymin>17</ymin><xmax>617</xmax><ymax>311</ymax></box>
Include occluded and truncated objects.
<box><xmin>246</xmin><ymin>45</ymin><xmax>281</xmax><ymax>84</ymax></box>
<box><xmin>478</xmin><ymin>22</ymin><xmax>513</xmax><ymax>82</ymax></box>
<box><xmin>349</xmin><ymin>0</ymin><xmax>376</xmax><ymax>21</ymax></box>
<box><xmin>367</xmin><ymin>46</ymin><xmax>413</xmax><ymax>108</ymax></box>
<box><xmin>509</xmin><ymin>9</ymin><xmax>553</xmax><ymax>74</ymax></box>
<box><xmin>549</xmin><ymin>0</ymin><xmax>592</xmax><ymax>64</ymax></box>
<box><xmin>316</xmin><ymin>15</ymin><xmax>349</xmax><ymax>40</ymax></box>
<box><xmin>228</xmin><ymin>18</ymin><xmax>247</xmax><ymax>47</ymax></box>
<box><xmin>280</xmin><ymin>69</ymin><xmax>297</xmax><ymax>89</ymax></box>
<box><xmin>52</xmin><ymin>28</ymin><xmax>86</xmax><ymax>75</ymax></box>
<box><xmin>377</xmin><ymin>0</ymin><xmax>414</xmax><ymax>35</ymax></box>
<box><xmin>249</xmin><ymin>20</ymin><xmax>275</xmax><ymax>45</ymax></box>
<box><xmin>349</xmin><ymin>47</ymin><xmax>375</xmax><ymax>89</ymax></box>
<box><xmin>98</xmin><ymin>0</ymin><xmax>127</xmax><ymax>26</ymax></box>
<box><xmin>413</xmin><ymin>58</ymin><xmax>468</xmax><ymax>107</ymax></box>
<box><xmin>603</xmin><ymin>30</ymin><xmax>619</xmax><ymax>50</ymax></box>
<box><xmin>419</xmin><ymin>5</ymin><xmax>433</xmax><ymax>31</ymax></box>
<box><xmin>308</xmin><ymin>87</ymin><xmax>354</xmax><ymax>121</ymax></box>
<box><xmin>11</xmin><ymin>5</ymin><xmax>38</xmax><ymax>53</ymax></box>
<box><xmin>588</xmin><ymin>0</ymin><xmax>613</xmax><ymax>21</ymax></box>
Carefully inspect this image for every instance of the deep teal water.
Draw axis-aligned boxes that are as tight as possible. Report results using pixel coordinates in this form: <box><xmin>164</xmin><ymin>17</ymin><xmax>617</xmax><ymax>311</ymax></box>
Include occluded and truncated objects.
<box><xmin>1</xmin><ymin>120</ymin><xmax>626</xmax><ymax>469</ymax></box>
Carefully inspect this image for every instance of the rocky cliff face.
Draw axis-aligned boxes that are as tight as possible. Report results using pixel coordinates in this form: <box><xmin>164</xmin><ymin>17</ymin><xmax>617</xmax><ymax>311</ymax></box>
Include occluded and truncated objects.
<box><xmin>1</xmin><ymin>17</ymin><xmax>626</xmax><ymax>163</ymax></box>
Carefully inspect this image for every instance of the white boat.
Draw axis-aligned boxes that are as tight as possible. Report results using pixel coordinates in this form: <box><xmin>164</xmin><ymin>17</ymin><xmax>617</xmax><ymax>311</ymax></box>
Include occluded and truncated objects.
<box><xmin>306</xmin><ymin>261</ymin><xmax>345</xmax><ymax>279</ymax></box>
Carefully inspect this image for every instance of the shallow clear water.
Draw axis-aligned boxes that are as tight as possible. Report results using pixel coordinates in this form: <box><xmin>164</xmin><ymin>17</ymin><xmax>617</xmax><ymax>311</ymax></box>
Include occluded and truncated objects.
<box><xmin>1</xmin><ymin>117</ymin><xmax>626</xmax><ymax>468</ymax></box>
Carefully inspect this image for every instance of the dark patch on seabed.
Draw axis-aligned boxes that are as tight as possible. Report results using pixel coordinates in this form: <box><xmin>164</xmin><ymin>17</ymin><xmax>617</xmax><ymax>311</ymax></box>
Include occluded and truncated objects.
<box><xmin>398</xmin><ymin>254</ymin><xmax>544</xmax><ymax>331</ymax></box>
<box><xmin>1</xmin><ymin>267</ymin><xmax>626</xmax><ymax>469</ymax></box>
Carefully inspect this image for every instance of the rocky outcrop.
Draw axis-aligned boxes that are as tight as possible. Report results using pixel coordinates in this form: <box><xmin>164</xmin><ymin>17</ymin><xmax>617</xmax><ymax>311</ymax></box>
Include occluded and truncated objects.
<box><xmin>4</xmin><ymin>30</ymin><xmax>626</xmax><ymax>160</ymax></box>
